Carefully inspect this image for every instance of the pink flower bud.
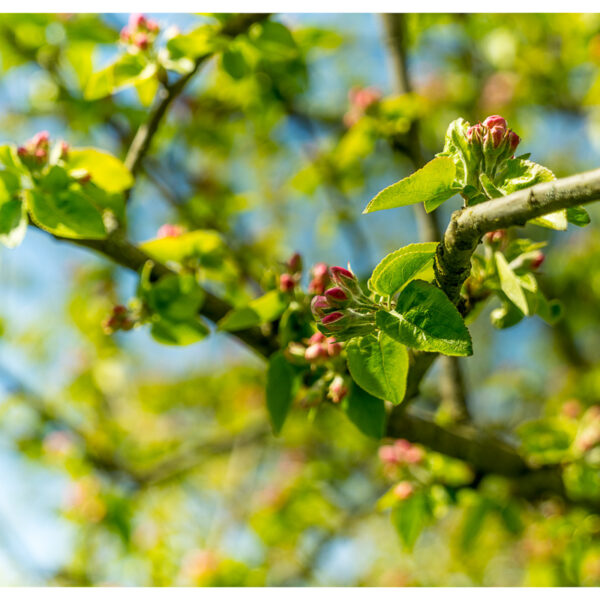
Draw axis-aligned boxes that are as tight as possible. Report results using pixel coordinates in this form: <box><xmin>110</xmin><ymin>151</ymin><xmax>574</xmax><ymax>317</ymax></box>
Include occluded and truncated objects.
<box><xmin>308</xmin><ymin>331</ymin><xmax>327</xmax><ymax>345</ymax></box>
<box><xmin>489</xmin><ymin>125</ymin><xmax>505</xmax><ymax>148</ymax></box>
<box><xmin>287</xmin><ymin>252</ymin><xmax>302</xmax><ymax>274</ymax></box>
<box><xmin>130</xmin><ymin>13</ymin><xmax>147</xmax><ymax>28</ymax></box>
<box><xmin>321</xmin><ymin>311</ymin><xmax>344</xmax><ymax>325</ymax></box>
<box><xmin>279</xmin><ymin>273</ymin><xmax>296</xmax><ymax>293</ymax></box>
<box><xmin>134</xmin><ymin>33</ymin><xmax>149</xmax><ymax>50</ymax></box>
<box><xmin>120</xmin><ymin>27</ymin><xmax>131</xmax><ymax>42</ymax></box>
<box><xmin>379</xmin><ymin>445</ymin><xmax>398</xmax><ymax>465</ymax></box>
<box><xmin>157</xmin><ymin>224</ymin><xmax>183</xmax><ymax>238</ymax></box>
<box><xmin>507</xmin><ymin>130</ymin><xmax>520</xmax><ymax>153</ymax></box>
<box><xmin>326</xmin><ymin>338</ymin><xmax>343</xmax><ymax>357</ymax></box>
<box><xmin>304</xmin><ymin>343</ymin><xmax>326</xmax><ymax>362</ymax></box>
<box><xmin>311</xmin><ymin>295</ymin><xmax>329</xmax><ymax>318</ymax></box>
<box><xmin>312</xmin><ymin>263</ymin><xmax>329</xmax><ymax>280</ymax></box>
<box><xmin>483</xmin><ymin>115</ymin><xmax>507</xmax><ymax>131</ymax></box>
<box><xmin>146</xmin><ymin>19</ymin><xmax>159</xmax><ymax>33</ymax></box>
<box><xmin>328</xmin><ymin>375</ymin><xmax>348</xmax><ymax>404</ymax></box>
<box><xmin>393</xmin><ymin>481</ymin><xmax>414</xmax><ymax>500</ymax></box>
<box><xmin>484</xmin><ymin>229</ymin><xmax>506</xmax><ymax>244</ymax></box>
<box><xmin>404</xmin><ymin>446</ymin><xmax>424</xmax><ymax>464</ymax></box>
<box><xmin>330</xmin><ymin>266</ymin><xmax>354</xmax><ymax>282</ymax></box>
<box><xmin>466</xmin><ymin>123</ymin><xmax>483</xmax><ymax>143</ymax></box>
<box><xmin>17</xmin><ymin>146</ymin><xmax>28</xmax><ymax>158</ymax></box>
<box><xmin>59</xmin><ymin>140</ymin><xmax>69</xmax><ymax>160</ymax></box>
<box><xmin>34</xmin><ymin>147</ymin><xmax>47</xmax><ymax>162</ymax></box>
<box><xmin>32</xmin><ymin>131</ymin><xmax>50</xmax><ymax>147</ymax></box>
<box><xmin>531</xmin><ymin>251</ymin><xmax>545</xmax><ymax>270</ymax></box>
<box><xmin>325</xmin><ymin>286</ymin><xmax>348</xmax><ymax>300</ymax></box>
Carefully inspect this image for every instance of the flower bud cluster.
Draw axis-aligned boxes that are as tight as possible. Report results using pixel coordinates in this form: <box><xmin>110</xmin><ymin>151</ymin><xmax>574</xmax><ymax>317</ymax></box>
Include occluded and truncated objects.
<box><xmin>17</xmin><ymin>132</ymin><xmax>71</xmax><ymax>173</ymax></box>
<box><xmin>378</xmin><ymin>439</ymin><xmax>424</xmax><ymax>466</ymax></box>
<box><xmin>466</xmin><ymin>114</ymin><xmax>520</xmax><ymax>177</ymax></box>
<box><xmin>311</xmin><ymin>265</ymin><xmax>378</xmax><ymax>340</ymax></box>
<box><xmin>286</xmin><ymin>331</ymin><xmax>343</xmax><ymax>364</ymax></box>
<box><xmin>120</xmin><ymin>14</ymin><xmax>159</xmax><ymax>51</ymax></box>
<box><xmin>102</xmin><ymin>305</ymin><xmax>135</xmax><ymax>334</ymax></box>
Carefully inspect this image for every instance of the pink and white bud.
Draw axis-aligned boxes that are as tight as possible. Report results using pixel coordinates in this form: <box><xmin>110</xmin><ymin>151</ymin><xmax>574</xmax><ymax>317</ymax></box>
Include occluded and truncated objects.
<box><xmin>393</xmin><ymin>481</ymin><xmax>414</xmax><ymax>500</ymax></box>
<box><xmin>507</xmin><ymin>130</ymin><xmax>520</xmax><ymax>153</ymax></box>
<box><xmin>287</xmin><ymin>252</ymin><xmax>302</xmax><ymax>274</ymax></box>
<box><xmin>130</xmin><ymin>13</ymin><xmax>147</xmax><ymax>28</ymax></box>
<box><xmin>328</xmin><ymin>375</ymin><xmax>348</xmax><ymax>404</ymax></box>
<box><xmin>157</xmin><ymin>224</ymin><xmax>184</xmax><ymax>238</ymax></box>
<box><xmin>379</xmin><ymin>445</ymin><xmax>398</xmax><ymax>465</ymax></box>
<box><xmin>482</xmin><ymin>115</ymin><xmax>507</xmax><ymax>131</ymax></box>
<box><xmin>531</xmin><ymin>251</ymin><xmax>545</xmax><ymax>270</ymax></box>
<box><xmin>326</xmin><ymin>338</ymin><xmax>343</xmax><ymax>357</ymax></box>
<box><xmin>134</xmin><ymin>32</ymin><xmax>149</xmax><ymax>50</ymax></box>
<box><xmin>321</xmin><ymin>311</ymin><xmax>344</xmax><ymax>325</ymax></box>
<box><xmin>279</xmin><ymin>273</ymin><xmax>296</xmax><ymax>293</ymax></box>
<box><xmin>308</xmin><ymin>331</ymin><xmax>327</xmax><ymax>345</ymax></box>
<box><xmin>311</xmin><ymin>295</ymin><xmax>329</xmax><ymax>319</ymax></box>
<box><xmin>32</xmin><ymin>131</ymin><xmax>50</xmax><ymax>147</ymax></box>
<box><xmin>330</xmin><ymin>265</ymin><xmax>355</xmax><ymax>285</ymax></box>
<box><xmin>304</xmin><ymin>343</ymin><xmax>327</xmax><ymax>362</ymax></box>
<box><xmin>59</xmin><ymin>140</ymin><xmax>69</xmax><ymax>160</ymax></box>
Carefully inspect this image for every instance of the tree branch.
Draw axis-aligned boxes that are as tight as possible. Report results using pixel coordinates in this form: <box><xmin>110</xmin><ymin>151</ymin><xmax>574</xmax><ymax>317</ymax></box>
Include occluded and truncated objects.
<box><xmin>124</xmin><ymin>13</ymin><xmax>269</xmax><ymax>177</ymax></box>
<box><xmin>57</xmin><ymin>233</ymin><xmax>278</xmax><ymax>358</ymax></box>
<box><xmin>436</xmin><ymin>167</ymin><xmax>600</xmax><ymax>304</ymax></box>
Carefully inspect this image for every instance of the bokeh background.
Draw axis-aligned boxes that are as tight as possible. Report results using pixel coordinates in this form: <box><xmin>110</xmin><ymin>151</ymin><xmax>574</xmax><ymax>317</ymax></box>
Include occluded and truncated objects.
<box><xmin>1</xmin><ymin>13</ymin><xmax>600</xmax><ymax>586</ymax></box>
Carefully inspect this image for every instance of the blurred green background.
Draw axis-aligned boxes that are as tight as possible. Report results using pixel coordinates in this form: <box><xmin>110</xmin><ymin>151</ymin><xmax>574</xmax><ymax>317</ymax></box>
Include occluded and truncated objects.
<box><xmin>1</xmin><ymin>13</ymin><xmax>600</xmax><ymax>586</ymax></box>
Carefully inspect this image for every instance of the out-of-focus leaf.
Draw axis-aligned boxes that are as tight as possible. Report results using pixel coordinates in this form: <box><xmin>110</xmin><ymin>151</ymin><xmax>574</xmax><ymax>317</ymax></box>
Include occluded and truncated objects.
<box><xmin>392</xmin><ymin>490</ymin><xmax>431</xmax><ymax>550</ymax></box>
<box><xmin>218</xmin><ymin>290</ymin><xmax>288</xmax><ymax>332</ymax></box>
<box><xmin>66</xmin><ymin>148</ymin><xmax>133</xmax><ymax>193</ymax></box>
<box><xmin>266</xmin><ymin>351</ymin><xmax>296</xmax><ymax>435</ymax></box>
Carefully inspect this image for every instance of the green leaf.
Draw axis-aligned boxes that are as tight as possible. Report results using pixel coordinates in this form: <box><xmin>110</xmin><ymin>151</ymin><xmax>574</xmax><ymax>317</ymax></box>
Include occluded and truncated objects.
<box><xmin>460</xmin><ymin>498</ymin><xmax>491</xmax><ymax>552</ymax></box>
<box><xmin>566</xmin><ymin>206</ymin><xmax>591</xmax><ymax>227</ymax></box>
<box><xmin>146</xmin><ymin>274</ymin><xmax>206</xmax><ymax>323</ymax></box>
<box><xmin>221</xmin><ymin>48</ymin><xmax>249</xmax><ymax>79</ymax></box>
<box><xmin>490</xmin><ymin>300</ymin><xmax>524</xmax><ymax>329</ymax></box>
<box><xmin>346</xmin><ymin>333</ymin><xmax>409</xmax><ymax>405</ymax></box>
<box><xmin>495</xmin><ymin>159</ymin><xmax>567</xmax><ymax>230</ymax></box>
<box><xmin>0</xmin><ymin>198</ymin><xmax>27</xmax><ymax>248</ymax></box>
<box><xmin>218</xmin><ymin>290</ymin><xmax>288</xmax><ymax>332</ymax></box>
<box><xmin>266</xmin><ymin>351</ymin><xmax>296</xmax><ymax>435</ymax></box>
<box><xmin>166</xmin><ymin>25</ymin><xmax>222</xmax><ymax>60</ymax></box>
<box><xmin>363</xmin><ymin>157</ymin><xmax>457</xmax><ymax>214</ymax></box>
<box><xmin>376</xmin><ymin>280</ymin><xmax>472</xmax><ymax>356</ymax></box>
<box><xmin>150</xmin><ymin>318</ymin><xmax>209</xmax><ymax>346</ymax></box>
<box><xmin>341</xmin><ymin>383</ymin><xmax>386</xmax><ymax>439</ymax></box>
<box><xmin>392</xmin><ymin>490</ymin><xmax>431</xmax><ymax>550</ymax></box>
<box><xmin>494</xmin><ymin>251</ymin><xmax>529</xmax><ymax>315</ymax></box>
<box><xmin>26</xmin><ymin>188</ymin><xmax>107</xmax><ymax>240</ymax></box>
<box><xmin>141</xmin><ymin>230</ymin><xmax>227</xmax><ymax>266</ymax></box>
<box><xmin>369</xmin><ymin>242</ymin><xmax>437</xmax><ymax>296</ymax></box>
<box><xmin>142</xmin><ymin>274</ymin><xmax>209</xmax><ymax>346</ymax></box>
<box><xmin>66</xmin><ymin>148</ymin><xmax>134</xmax><ymax>194</ymax></box>
<box><xmin>84</xmin><ymin>54</ymin><xmax>156</xmax><ymax>100</ymax></box>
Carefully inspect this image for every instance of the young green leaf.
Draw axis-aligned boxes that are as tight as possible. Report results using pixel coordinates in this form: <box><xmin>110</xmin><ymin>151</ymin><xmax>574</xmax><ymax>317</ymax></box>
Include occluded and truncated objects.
<box><xmin>460</xmin><ymin>497</ymin><xmax>491</xmax><ymax>552</ymax></box>
<box><xmin>26</xmin><ymin>189</ymin><xmax>107</xmax><ymax>240</ymax></box>
<box><xmin>66</xmin><ymin>148</ymin><xmax>134</xmax><ymax>194</ymax></box>
<box><xmin>218</xmin><ymin>290</ymin><xmax>288</xmax><ymax>332</ymax></box>
<box><xmin>368</xmin><ymin>242</ymin><xmax>437</xmax><ymax>296</ymax></box>
<box><xmin>392</xmin><ymin>490</ymin><xmax>431</xmax><ymax>550</ymax></box>
<box><xmin>145</xmin><ymin>274</ymin><xmax>206</xmax><ymax>323</ymax></box>
<box><xmin>363</xmin><ymin>157</ymin><xmax>457</xmax><ymax>214</ymax></box>
<box><xmin>266</xmin><ymin>351</ymin><xmax>296</xmax><ymax>435</ymax></box>
<box><xmin>376</xmin><ymin>280</ymin><xmax>473</xmax><ymax>356</ymax></box>
<box><xmin>566</xmin><ymin>206</ymin><xmax>591</xmax><ymax>227</ymax></box>
<box><xmin>341</xmin><ymin>383</ymin><xmax>386</xmax><ymax>439</ymax></box>
<box><xmin>494</xmin><ymin>252</ymin><xmax>529</xmax><ymax>315</ymax></box>
<box><xmin>346</xmin><ymin>333</ymin><xmax>409</xmax><ymax>405</ymax></box>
